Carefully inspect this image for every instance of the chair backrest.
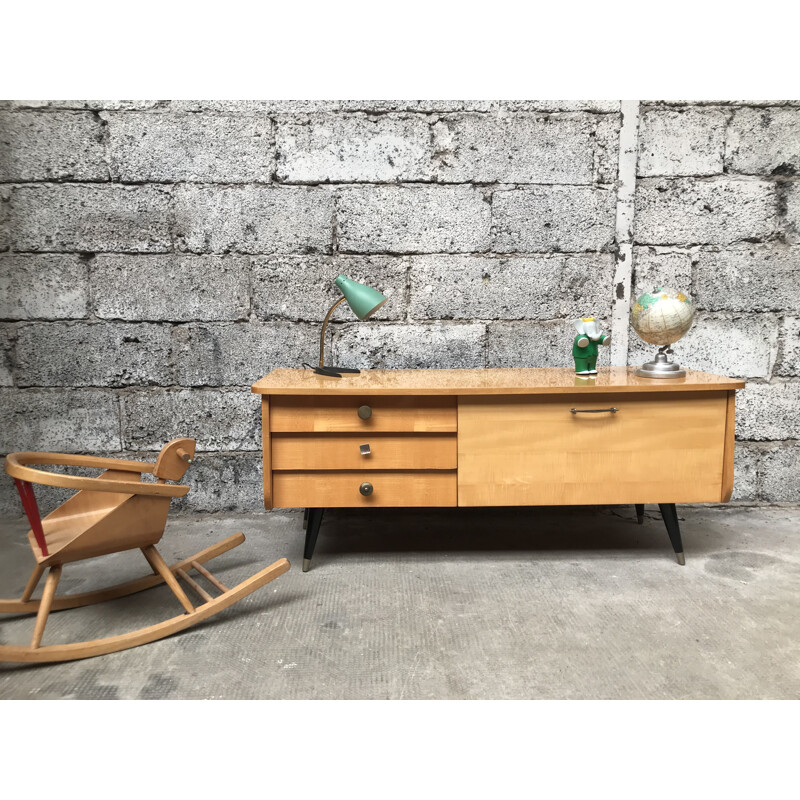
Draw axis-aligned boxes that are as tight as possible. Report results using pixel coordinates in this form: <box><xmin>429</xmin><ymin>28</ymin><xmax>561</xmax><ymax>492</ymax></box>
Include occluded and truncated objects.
<box><xmin>153</xmin><ymin>438</ymin><xmax>196</xmax><ymax>482</ymax></box>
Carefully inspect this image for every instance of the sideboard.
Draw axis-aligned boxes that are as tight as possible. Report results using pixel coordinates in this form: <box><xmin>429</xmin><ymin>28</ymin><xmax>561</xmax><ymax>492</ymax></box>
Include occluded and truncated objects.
<box><xmin>251</xmin><ymin>367</ymin><xmax>745</xmax><ymax>571</ymax></box>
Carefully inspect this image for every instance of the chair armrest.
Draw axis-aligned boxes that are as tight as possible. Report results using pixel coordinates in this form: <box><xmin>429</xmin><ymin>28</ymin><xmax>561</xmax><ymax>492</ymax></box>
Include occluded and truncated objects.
<box><xmin>5</xmin><ymin>453</ymin><xmax>188</xmax><ymax>498</ymax></box>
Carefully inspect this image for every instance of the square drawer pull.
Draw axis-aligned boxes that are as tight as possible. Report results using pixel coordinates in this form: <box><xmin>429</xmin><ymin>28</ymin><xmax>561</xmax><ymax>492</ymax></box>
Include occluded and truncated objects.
<box><xmin>360</xmin><ymin>443</ymin><xmax>371</xmax><ymax>456</ymax></box>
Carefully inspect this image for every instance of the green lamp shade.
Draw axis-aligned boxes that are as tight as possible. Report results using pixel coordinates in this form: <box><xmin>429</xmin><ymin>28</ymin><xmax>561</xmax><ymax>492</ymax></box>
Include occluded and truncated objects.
<box><xmin>334</xmin><ymin>274</ymin><xmax>388</xmax><ymax>320</ymax></box>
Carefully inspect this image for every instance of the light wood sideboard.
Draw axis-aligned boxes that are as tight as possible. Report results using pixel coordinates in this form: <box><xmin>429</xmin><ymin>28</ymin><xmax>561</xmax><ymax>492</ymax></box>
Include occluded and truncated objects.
<box><xmin>252</xmin><ymin>367</ymin><xmax>745</xmax><ymax>571</ymax></box>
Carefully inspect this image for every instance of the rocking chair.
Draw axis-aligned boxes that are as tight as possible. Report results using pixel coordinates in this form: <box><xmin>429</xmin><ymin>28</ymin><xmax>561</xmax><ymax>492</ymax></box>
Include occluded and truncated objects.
<box><xmin>1</xmin><ymin>438</ymin><xmax>290</xmax><ymax>663</ymax></box>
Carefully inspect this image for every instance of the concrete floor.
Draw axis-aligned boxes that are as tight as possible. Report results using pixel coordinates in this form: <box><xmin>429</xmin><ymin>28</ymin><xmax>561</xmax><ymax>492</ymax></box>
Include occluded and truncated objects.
<box><xmin>0</xmin><ymin>505</ymin><xmax>798</xmax><ymax>699</ymax></box>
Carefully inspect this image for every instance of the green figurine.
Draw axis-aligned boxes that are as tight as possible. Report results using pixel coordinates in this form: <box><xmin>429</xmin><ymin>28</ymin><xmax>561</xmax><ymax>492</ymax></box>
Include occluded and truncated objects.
<box><xmin>572</xmin><ymin>316</ymin><xmax>611</xmax><ymax>376</ymax></box>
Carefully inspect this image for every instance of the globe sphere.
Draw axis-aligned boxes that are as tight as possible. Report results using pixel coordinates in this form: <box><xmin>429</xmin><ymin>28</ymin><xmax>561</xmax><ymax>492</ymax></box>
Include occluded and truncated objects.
<box><xmin>630</xmin><ymin>287</ymin><xmax>694</xmax><ymax>347</ymax></box>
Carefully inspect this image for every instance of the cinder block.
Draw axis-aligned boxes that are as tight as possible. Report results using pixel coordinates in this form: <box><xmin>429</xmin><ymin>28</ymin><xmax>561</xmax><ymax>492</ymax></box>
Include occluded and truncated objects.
<box><xmin>106</xmin><ymin>112</ymin><xmax>273</xmax><ymax>182</ymax></box>
<box><xmin>0</xmin><ymin>325</ymin><xmax>13</xmax><ymax>386</ymax></box>
<box><xmin>694</xmin><ymin>245</ymin><xmax>800</xmax><ymax>312</ymax></box>
<box><xmin>173</xmin><ymin>453</ymin><xmax>263</xmax><ymax>513</ymax></box>
<box><xmin>492</xmin><ymin>187</ymin><xmax>616</xmax><ymax>253</ymax></box>
<box><xmin>332</xmin><ymin>322</ymin><xmax>485</xmax><ymax>369</ymax></box>
<box><xmin>409</xmin><ymin>254</ymin><xmax>614</xmax><ymax>320</ymax></box>
<box><xmin>0</xmin><ymin>187</ymin><xmax>9</xmax><ymax>251</ymax></box>
<box><xmin>594</xmin><ymin>113</ymin><xmax>621</xmax><ymax>184</ymax></box>
<box><xmin>784</xmin><ymin>183</ymin><xmax>800</xmax><ymax>244</ymax></box>
<box><xmin>92</xmin><ymin>255</ymin><xmax>249</xmax><ymax>321</ymax></box>
<box><xmin>634</xmin><ymin>178</ymin><xmax>776</xmax><ymax>246</ymax></box>
<box><xmin>173</xmin><ymin>185</ymin><xmax>334</xmax><ymax>254</ymax></box>
<box><xmin>0</xmin><ymin>388</ymin><xmax>121</xmax><ymax>452</ymax></box>
<box><xmin>410</xmin><ymin>255</ymin><xmax>554</xmax><ymax>320</ymax></box>
<box><xmin>171</xmin><ymin>322</ymin><xmax>317</xmax><ymax>386</ymax></box>
<box><xmin>170</xmin><ymin>100</ymin><xmax>343</xmax><ymax>114</ymax></box>
<box><xmin>726</xmin><ymin>108</ymin><xmax>800</xmax><ymax>175</ymax></box>
<box><xmin>759</xmin><ymin>443</ymin><xmax>800</xmax><ymax>502</ymax></box>
<box><xmin>0</xmin><ymin>254</ymin><xmax>88</xmax><ymax>319</ymax></box>
<box><xmin>241</xmin><ymin>101</ymin><xmax>617</xmax><ymax>114</ymax></box>
<box><xmin>644</xmin><ymin>100</ymin><xmax>800</xmax><ymax>108</ymax></box>
<box><xmin>252</xmin><ymin>254</ymin><xmax>406</xmax><ymax>321</ymax></box>
<box><xmin>735</xmin><ymin>382</ymin><xmax>800</xmax><ymax>441</ymax></box>
<box><xmin>9</xmin><ymin>185</ymin><xmax>172</xmax><ymax>252</ymax></box>
<box><xmin>122</xmin><ymin>389</ymin><xmax>261</xmax><ymax>451</ymax></box>
<box><xmin>338</xmin><ymin>100</ymin><xmax>495</xmax><ymax>112</ymax></box>
<box><xmin>431</xmin><ymin>113</ymin><xmax>597</xmax><ymax>183</ymax></box>
<box><xmin>498</xmin><ymin>101</ymin><xmax>620</xmax><ymax>113</ymax></box>
<box><xmin>0</xmin><ymin>111</ymin><xmax>107</xmax><ymax>182</ymax></box>
<box><xmin>276</xmin><ymin>114</ymin><xmax>433</xmax><ymax>182</ymax></box>
<box><xmin>627</xmin><ymin>313</ymin><xmax>777</xmax><ymax>380</ymax></box>
<box><xmin>731</xmin><ymin>442</ymin><xmax>759</xmax><ymax>501</ymax></box>
<box><xmin>0</xmin><ymin>186</ymin><xmax>11</xmax><ymax>253</ymax></box>
<box><xmin>632</xmin><ymin>248</ymin><xmax>692</xmax><ymax>297</ymax></box>
<box><xmin>175</xmin><ymin>100</ymin><xmax>485</xmax><ymax>114</ymax></box>
<box><xmin>337</xmin><ymin>186</ymin><xmax>491</xmax><ymax>254</ymax></box>
<box><xmin>559</xmin><ymin>255</ymin><xmax>617</xmax><ymax>319</ymax></box>
<box><xmin>0</xmin><ymin>101</ymin><xmax>164</xmax><ymax>110</ymax></box>
<box><xmin>775</xmin><ymin>317</ymin><xmax>800</xmax><ymax>377</ymax></box>
<box><xmin>487</xmin><ymin>321</ymin><xmax>583</xmax><ymax>368</ymax></box>
<box><xmin>14</xmin><ymin>322</ymin><xmax>173</xmax><ymax>387</ymax></box>
<box><xmin>637</xmin><ymin>108</ymin><xmax>726</xmax><ymax>176</ymax></box>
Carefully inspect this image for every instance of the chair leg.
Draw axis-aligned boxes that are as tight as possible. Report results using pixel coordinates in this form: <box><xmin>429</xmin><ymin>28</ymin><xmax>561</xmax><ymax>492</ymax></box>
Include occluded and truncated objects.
<box><xmin>142</xmin><ymin>546</ymin><xmax>195</xmax><ymax>613</ymax></box>
<box><xmin>303</xmin><ymin>508</ymin><xmax>325</xmax><ymax>573</ymax></box>
<box><xmin>634</xmin><ymin>504</ymin><xmax>644</xmax><ymax>525</ymax></box>
<box><xmin>658</xmin><ymin>503</ymin><xmax>685</xmax><ymax>566</ymax></box>
<box><xmin>30</xmin><ymin>565</ymin><xmax>61</xmax><ymax>649</ymax></box>
<box><xmin>21</xmin><ymin>563</ymin><xmax>46</xmax><ymax>602</ymax></box>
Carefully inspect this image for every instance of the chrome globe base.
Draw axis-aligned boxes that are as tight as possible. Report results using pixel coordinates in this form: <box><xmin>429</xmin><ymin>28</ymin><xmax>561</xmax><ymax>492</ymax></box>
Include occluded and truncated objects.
<box><xmin>636</xmin><ymin>347</ymin><xmax>686</xmax><ymax>379</ymax></box>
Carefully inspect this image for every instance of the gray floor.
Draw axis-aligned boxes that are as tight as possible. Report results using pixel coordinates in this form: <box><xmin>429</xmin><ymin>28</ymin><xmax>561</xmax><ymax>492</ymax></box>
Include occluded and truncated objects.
<box><xmin>0</xmin><ymin>505</ymin><xmax>798</xmax><ymax>699</ymax></box>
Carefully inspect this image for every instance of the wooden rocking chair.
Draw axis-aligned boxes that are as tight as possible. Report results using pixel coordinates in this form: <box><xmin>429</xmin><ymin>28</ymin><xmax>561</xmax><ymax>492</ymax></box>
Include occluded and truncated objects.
<box><xmin>1</xmin><ymin>438</ymin><xmax>290</xmax><ymax>663</ymax></box>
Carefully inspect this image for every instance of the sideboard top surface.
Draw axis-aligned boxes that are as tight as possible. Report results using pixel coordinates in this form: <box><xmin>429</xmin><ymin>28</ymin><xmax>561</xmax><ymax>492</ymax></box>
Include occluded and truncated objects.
<box><xmin>252</xmin><ymin>367</ymin><xmax>745</xmax><ymax>396</ymax></box>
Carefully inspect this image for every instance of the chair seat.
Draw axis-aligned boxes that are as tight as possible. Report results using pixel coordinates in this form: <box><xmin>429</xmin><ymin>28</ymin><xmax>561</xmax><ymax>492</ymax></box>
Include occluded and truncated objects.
<box><xmin>30</xmin><ymin>491</ymin><xmax>170</xmax><ymax>566</ymax></box>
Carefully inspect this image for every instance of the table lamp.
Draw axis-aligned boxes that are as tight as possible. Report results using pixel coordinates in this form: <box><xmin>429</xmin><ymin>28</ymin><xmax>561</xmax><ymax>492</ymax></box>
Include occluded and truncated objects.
<box><xmin>314</xmin><ymin>274</ymin><xmax>388</xmax><ymax>377</ymax></box>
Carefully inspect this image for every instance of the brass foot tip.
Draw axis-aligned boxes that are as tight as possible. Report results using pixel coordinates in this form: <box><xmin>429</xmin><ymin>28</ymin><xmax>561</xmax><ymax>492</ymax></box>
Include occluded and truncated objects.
<box><xmin>676</xmin><ymin>552</ymin><xmax>686</xmax><ymax>566</ymax></box>
<box><xmin>302</xmin><ymin>558</ymin><xmax>311</xmax><ymax>573</ymax></box>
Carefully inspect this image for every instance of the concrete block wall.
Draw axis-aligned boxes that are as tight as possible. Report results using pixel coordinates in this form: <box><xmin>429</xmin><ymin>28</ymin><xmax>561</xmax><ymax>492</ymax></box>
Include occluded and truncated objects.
<box><xmin>0</xmin><ymin>100</ymin><xmax>797</xmax><ymax>514</ymax></box>
<box><xmin>632</xmin><ymin>101</ymin><xmax>800</xmax><ymax>503</ymax></box>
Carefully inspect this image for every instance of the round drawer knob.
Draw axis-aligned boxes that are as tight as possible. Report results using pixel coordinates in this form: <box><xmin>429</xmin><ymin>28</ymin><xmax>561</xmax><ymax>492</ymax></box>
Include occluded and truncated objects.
<box><xmin>359</xmin><ymin>482</ymin><xmax>373</xmax><ymax>496</ymax></box>
<box><xmin>357</xmin><ymin>405</ymin><xmax>372</xmax><ymax>420</ymax></box>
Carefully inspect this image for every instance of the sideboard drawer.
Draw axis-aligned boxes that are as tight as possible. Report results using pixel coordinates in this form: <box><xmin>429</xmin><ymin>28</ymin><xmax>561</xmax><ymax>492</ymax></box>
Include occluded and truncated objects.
<box><xmin>270</xmin><ymin>396</ymin><xmax>457</xmax><ymax>433</ymax></box>
<box><xmin>272</xmin><ymin>434</ymin><xmax>457</xmax><ymax>470</ymax></box>
<box><xmin>273</xmin><ymin>470</ymin><xmax>457</xmax><ymax>508</ymax></box>
<box><xmin>458</xmin><ymin>391</ymin><xmax>730</xmax><ymax>506</ymax></box>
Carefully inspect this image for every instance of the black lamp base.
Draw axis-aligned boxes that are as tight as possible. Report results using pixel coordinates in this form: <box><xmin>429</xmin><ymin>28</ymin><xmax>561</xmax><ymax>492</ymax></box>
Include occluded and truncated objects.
<box><xmin>313</xmin><ymin>365</ymin><xmax>362</xmax><ymax>378</ymax></box>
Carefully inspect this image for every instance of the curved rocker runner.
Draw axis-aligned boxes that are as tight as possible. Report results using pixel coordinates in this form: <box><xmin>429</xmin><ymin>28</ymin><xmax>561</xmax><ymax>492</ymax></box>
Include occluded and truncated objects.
<box><xmin>1</xmin><ymin>439</ymin><xmax>290</xmax><ymax>664</ymax></box>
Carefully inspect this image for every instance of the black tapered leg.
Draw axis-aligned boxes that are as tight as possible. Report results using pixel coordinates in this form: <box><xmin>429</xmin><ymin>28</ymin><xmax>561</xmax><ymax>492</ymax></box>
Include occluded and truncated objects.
<box><xmin>634</xmin><ymin>504</ymin><xmax>644</xmax><ymax>524</ymax></box>
<box><xmin>658</xmin><ymin>503</ymin><xmax>685</xmax><ymax>565</ymax></box>
<box><xmin>303</xmin><ymin>507</ymin><xmax>309</xmax><ymax>530</ymax></box>
<box><xmin>303</xmin><ymin>508</ymin><xmax>325</xmax><ymax>573</ymax></box>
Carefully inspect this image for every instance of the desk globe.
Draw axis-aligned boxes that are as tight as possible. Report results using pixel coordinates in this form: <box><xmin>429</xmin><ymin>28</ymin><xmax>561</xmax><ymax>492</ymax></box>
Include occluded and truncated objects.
<box><xmin>631</xmin><ymin>288</ymin><xmax>695</xmax><ymax>378</ymax></box>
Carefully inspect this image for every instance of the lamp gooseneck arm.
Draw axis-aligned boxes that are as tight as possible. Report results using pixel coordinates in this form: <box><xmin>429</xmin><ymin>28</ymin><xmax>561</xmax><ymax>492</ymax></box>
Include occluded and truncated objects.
<box><xmin>319</xmin><ymin>296</ymin><xmax>346</xmax><ymax>368</ymax></box>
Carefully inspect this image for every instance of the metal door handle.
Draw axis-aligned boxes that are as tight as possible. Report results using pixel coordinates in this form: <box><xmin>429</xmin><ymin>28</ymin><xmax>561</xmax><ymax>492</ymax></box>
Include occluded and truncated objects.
<box><xmin>570</xmin><ymin>407</ymin><xmax>618</xmax><ymax>414</ymax></box>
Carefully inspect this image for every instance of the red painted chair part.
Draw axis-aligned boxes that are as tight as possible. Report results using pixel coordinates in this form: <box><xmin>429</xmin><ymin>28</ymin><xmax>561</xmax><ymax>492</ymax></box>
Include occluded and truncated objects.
<box><xmin>14</xmin><ymin>479</ymin><xmax>48</xmax><ymax>557</ymax></box>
